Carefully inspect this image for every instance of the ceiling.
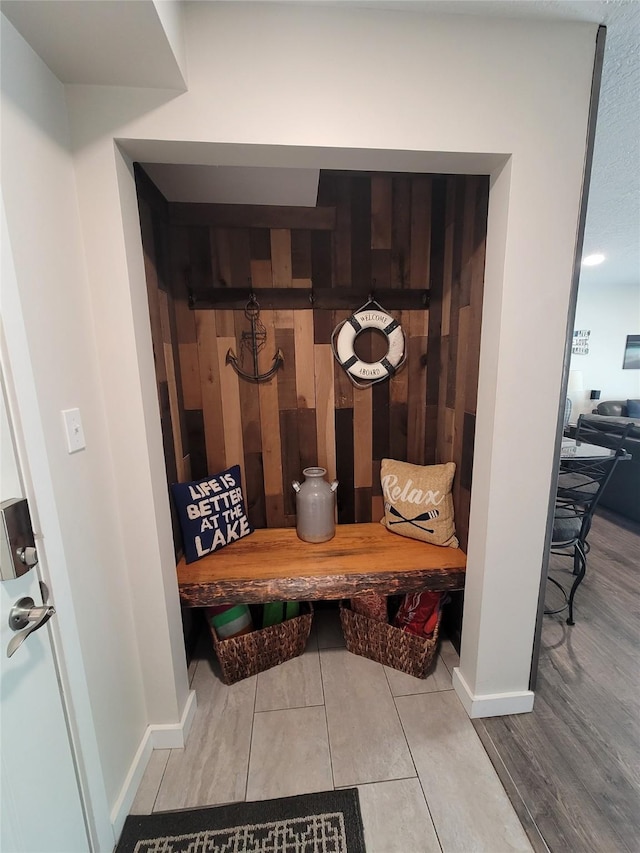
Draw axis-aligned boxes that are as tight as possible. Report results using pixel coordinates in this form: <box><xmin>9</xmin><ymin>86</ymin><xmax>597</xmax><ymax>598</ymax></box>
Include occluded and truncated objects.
<box><xmin>2</xmin><ymin>0</ymin><xmax>638</xmax><ymax>290</ymax></box>
<box><xmin>141</xmin><ymin>163</ymin><xmax>321</xmax><ymax>207</ymax></box>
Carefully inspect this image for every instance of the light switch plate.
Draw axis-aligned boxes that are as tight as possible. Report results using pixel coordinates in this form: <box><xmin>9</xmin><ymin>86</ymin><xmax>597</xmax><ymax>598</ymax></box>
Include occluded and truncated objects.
<box><xmin>62</xmin><ymin>408</ymin><xmax>86</xmax><ymax>453</ymax></box>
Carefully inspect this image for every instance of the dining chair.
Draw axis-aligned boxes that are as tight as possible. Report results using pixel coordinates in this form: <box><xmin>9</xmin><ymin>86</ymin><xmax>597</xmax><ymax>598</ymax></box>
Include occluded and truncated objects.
<box><xmin>575</xmin><ymin>414</ymin><xmax>634</xmax><ymax>451</ymax></box>
<box><xmin>546</xmin><ymin>445</ymin><xmax>629</xmax><ymax>625</ymax></box>
<box><xmin>560</xmin><ymin>417</ymin><xmax>633</xmax><ymax>505</ymax></box>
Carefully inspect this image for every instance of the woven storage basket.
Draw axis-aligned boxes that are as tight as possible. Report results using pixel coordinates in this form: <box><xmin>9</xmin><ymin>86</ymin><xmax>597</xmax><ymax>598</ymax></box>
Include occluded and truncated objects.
<box><xmin>339</xmin><ymin>602</ymin><xmax>441</xmax><ymax>678</ymax></box>
<box><xmin>210</xmin><ymin>603</ymin><xmax>313</xmax><ymax>685</ymax></box>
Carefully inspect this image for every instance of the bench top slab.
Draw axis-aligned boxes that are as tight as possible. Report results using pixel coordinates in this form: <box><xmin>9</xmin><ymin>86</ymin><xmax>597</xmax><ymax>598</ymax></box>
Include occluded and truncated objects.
<box><xmin>177</xmin><ymin>522</ymin><xmax>466</xmax><ymax>606</ymax></box>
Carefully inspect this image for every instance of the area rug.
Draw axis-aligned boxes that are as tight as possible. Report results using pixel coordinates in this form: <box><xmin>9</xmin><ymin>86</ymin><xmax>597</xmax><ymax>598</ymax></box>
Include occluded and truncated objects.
<box><xmin>116</xmin><ymin>788</ymin><xmax>366</xmax><ymax>853</ymax></box>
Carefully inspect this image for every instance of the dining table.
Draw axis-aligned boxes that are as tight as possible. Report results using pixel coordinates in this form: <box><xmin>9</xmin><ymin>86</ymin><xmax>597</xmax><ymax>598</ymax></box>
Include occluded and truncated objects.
<box><xmin>560</xmin><ymin>436</ymin><xmax>616</xmax><ymax>460</ymax></box>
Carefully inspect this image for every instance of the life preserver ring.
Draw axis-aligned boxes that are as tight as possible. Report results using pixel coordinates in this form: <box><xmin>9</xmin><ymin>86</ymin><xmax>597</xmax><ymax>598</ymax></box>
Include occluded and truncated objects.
<box><xmin>335</xmin><ymin>308</ymin><xmax>405</xmax><ymax>381</ymax></box>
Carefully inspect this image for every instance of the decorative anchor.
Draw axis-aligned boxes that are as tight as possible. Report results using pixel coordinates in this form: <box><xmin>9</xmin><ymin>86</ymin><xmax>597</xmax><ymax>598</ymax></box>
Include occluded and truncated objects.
<box><xmin>225</xmin><ymin>294</ymin><xmax>284</xmax><ymax>383</ymax></box>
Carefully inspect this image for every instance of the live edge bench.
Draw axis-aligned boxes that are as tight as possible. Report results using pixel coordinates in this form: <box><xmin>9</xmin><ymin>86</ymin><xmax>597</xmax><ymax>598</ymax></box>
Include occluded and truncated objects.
<box><xmin>177</xmin><ymin>522</ymin><xmax>466</xmax><ymax>607</ymax></box>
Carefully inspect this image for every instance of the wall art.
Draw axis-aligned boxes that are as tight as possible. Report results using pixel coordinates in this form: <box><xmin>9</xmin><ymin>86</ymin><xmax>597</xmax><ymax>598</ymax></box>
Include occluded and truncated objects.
<box><xmin>572</xmin><ymin>329</ymin><xmax>590</xmax><ymax>355</ymax></box>
<box><xmin>622</xmin><ymin>334</ymin><xmax>640</xmax><ymax>369</ymax></box>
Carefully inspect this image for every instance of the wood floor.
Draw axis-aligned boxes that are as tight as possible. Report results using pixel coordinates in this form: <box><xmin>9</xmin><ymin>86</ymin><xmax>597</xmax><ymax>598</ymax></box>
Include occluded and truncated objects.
<box><xmin>474</xmin><ymin>508</ymin><xmax>640</xmax><ymax>853</ymax></box>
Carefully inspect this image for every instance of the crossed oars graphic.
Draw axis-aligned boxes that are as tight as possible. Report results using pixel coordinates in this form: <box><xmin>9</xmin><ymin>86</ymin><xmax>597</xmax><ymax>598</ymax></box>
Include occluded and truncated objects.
<box><xmin>386</xmin><ymin>504</ymin><xmax>440</xmax><ymax>533</ymax></box>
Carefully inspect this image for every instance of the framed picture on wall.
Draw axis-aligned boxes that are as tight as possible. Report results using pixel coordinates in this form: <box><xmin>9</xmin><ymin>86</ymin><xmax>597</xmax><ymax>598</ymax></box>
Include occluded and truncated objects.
<box><xmin>572</xmin><ymin>329</ymin><xmax>590</xmax><ymax>355</ymax></box>
<box><xmin>622</xmin><ymin>334</ymin><xmax>640</xmax><ymax>369</ymax></box>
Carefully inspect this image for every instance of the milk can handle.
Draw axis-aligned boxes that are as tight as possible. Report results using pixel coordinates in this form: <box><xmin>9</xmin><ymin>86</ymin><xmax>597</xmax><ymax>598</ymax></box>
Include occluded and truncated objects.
<box><xmin>292</xmin><ymin>480</ymin><xmax>301</xmax><ymax>493</ymax></box>
<box><xmin>330</xmin><ymin>480</ymin><xmax>339</xmax><ymax>493</ymax></box>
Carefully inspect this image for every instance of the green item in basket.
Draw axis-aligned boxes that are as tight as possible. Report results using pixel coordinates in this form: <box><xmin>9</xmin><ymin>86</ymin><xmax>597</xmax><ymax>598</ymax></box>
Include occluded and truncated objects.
<box><xmin>263</xmin><ymin>602</ymin><xmax>283</xmax><ymax>628</ymax></box>
<box><xmin>262</xmin><ymin>601</ymin><xmax>301</xmax><ymax>628</ymax></box>
<box><xmin>206</xmin><ymin>604</ymin><xmax>253</xmax><ymax>639</ymax></box>
<box><xmin>286</xmin><ymin>601</ymin><xmax>300</xmax><ymax>619</ymax></box>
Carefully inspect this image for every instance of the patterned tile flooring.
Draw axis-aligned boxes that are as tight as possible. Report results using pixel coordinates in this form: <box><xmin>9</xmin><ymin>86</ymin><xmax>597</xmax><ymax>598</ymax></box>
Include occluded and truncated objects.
<box><xmin>131</xmin><ymin>609</ymin><xmax>532</xmax><ymax>853</ymax></box>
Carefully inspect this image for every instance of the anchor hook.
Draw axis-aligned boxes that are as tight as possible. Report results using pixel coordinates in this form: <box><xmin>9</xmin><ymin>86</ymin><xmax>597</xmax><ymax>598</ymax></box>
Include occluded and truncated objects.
<box><xmin>225</xmin><ymin>295</ymin><xmax>284</xmax><ymax>383</ymax></box>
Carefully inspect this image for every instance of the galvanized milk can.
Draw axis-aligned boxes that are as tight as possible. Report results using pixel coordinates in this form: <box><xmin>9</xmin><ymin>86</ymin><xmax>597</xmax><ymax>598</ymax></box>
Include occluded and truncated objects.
<box><xmin>292</xmin><ymin>467</ymin><xmax>338</xmax><ymax>543</ymax></box>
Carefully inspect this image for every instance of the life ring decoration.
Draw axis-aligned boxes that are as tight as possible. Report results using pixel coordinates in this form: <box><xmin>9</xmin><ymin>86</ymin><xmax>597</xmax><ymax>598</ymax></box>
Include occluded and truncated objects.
<box><xmin>331</xmin><ymin>300</ymin><xmax>406</xmax><ymax>388</ymax></box>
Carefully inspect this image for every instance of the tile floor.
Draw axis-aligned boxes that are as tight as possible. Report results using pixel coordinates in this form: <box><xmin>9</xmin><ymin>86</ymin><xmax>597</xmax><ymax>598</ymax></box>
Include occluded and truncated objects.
<box><xmin>131</xmin><ymin>608</ymin><xmax>533</xmax><ymax>852</ymax></box>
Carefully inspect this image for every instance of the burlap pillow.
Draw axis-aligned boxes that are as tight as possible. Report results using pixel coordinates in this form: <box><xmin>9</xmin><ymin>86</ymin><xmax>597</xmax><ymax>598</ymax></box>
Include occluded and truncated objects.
<box><xmin>380</xmin><ymin>459</ymin><xmax>459</xmax><ymax>548</ymax></box>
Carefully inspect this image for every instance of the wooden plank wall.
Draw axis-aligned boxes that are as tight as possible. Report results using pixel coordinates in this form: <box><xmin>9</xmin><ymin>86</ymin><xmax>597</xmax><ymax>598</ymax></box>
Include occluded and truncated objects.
<box><xmin>429</xmin><ymin>175</ymin><xmax>490</xmax><ymax>550</ymax></box>
<box><xmin>136</xmin><ymin>171</ymin><xmax>188</xmax><ymax>555</ymax></box>
<box><xmin>136</xmin><ymin>169</ymin><xmax>489</xmax><ymax>558</ymax></box>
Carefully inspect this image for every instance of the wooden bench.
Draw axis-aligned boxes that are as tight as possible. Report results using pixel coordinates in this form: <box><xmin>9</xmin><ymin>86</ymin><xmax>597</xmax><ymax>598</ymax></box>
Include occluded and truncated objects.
<box><xmin>177</xmin><ymin>523</ymin><xmax>466</xmax><ymax>607</ymax></box>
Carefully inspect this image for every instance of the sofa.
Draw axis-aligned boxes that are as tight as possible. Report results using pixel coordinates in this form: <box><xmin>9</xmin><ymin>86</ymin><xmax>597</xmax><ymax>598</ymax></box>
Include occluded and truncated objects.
<box><xmin>578</xmin><ymin>400</ymin><xmax>640</xmax><ymax>523</ymax></box>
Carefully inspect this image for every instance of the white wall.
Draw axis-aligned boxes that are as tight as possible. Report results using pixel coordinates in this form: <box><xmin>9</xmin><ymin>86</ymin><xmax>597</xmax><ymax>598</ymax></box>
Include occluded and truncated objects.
<box><xmin>0</xmin><ymin>17</ymin><xmax>189</xmax><ymax>835</ymax></box>
<box><xmin>63</xmin><ymin>2</ymin><xmax>597</xmax><ymax>717</ymax></box>
<box><xmin>570</xmin><ymin>280</ymin><xmax>640</xmax><ymax>414</ymax></box>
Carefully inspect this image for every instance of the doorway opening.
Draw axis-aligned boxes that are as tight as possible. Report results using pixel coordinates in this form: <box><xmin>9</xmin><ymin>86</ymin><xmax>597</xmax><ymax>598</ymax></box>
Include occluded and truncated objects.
<box><xmin>132</xmin><ymin>164</ymin><xmax>489</xmax><ymax>658</ymax></box>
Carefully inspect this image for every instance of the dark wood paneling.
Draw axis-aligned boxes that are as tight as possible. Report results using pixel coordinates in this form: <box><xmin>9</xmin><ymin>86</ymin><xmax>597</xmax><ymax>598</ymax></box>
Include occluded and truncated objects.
<box><xmin>158</xmin><ymin>382</ymin><xmax>177</xmax><ymax>484</ymax></box>
<box><xmin>243</xmin><ymin>452</ymin><xmax>267</xmax><ymax>530</ymax></box>
<box><xmin>134</xmin><ymin>164</ymin><xmax>169</xmax><ymax>219</ymax></box>
<box><xmin>275</xmin><ymin>328</ymin><xmax>297</xmax><ymax>411</ymax></box>
<box><xmin>184</xmin><ymin>410</ymin><xmax>207</xmax><ymax>480</ymax></box>
<box><xmin>187</xmin><ymin>226</ymin><xmax>213</xmax><ymax>293</ymax></box>
<box><xmin>291</xmin><ymin>229</ymin><xmax>312</xmax><ymax>279</ymax></box>
<box><xmin>228</xmin><ymin>228</ymin><xmax>252</xmax><ymax>288</ymax></box>
<box><xmin>428</xmin><ymin>175</ymin><xmax>489</xmax><ymax>553</ymax></box>
<box><xmin>311</xmin><ymin>230</ymin><xmax>333</xmax><ymax>290</ymax></box>
<box><xmin>191</xmin><ymin>287</ymin><xmax>428</xmax><ymax>311</ymax></box>
<box><xmin>249</xmin><ymin>228</ymin><xmax>271</xmax><ymax>261</ymax></box>
<box><xmin>372</xmin><ymin>380</ymin><xmax>390</xmax><ymax>462</ymax></box>
<box><xmin>389</xmin><ymin>402</ymin><xmax>408</xmax><ymax>462</ymax></box>
<box><xmin>392</xmin><ymin>176</ymin><xmax>412</xmax><ymax>288</ymax></box>
<box><xmin>313</xmin><ymin>309</ymin><xmax>333</xmax><ymax>344</ymax></box>
<box><xmin>136</xmin><ymin>173</ymin><xmax>191</xmax><ymax>558</ymax></box>
<box><xmin>298</xmin><ymin>408</ymin><xmax>319</xmax><ymax>471</ymax></box>
<box><xmin>354</xmin><ymin>487</ymin><xmax>372</xmax><ymax>523</ymax></box>
<box><xmin>371</xmin><ymin>175</ymin><xmax>392</xmax><ymax>250</ymax></box>
<box><xmin>264</xmin><ymin>492</ymin><xmax>286</xmax><ymax>529</ymax></box>
<box><xmin>158</xmin><ymin>381</ymin><xmax>181</xmax><ymax>553</ymax></box>
<box><xmin>460</xmin><ymin>412</ymin><xmax>475</xmax><ymax>491</ymax></box>
<box><xmin>350</xmin><ymin>175</ymin><xmax>372</xmax><ymax>290</ymax></box>
<box><xmin>424</xmin><ymin>404</ymin><xmax>439</xmax><ymax>467</ymax></box>
<box><xmin>371</xmin><ymin>249</ymin><xmax>392</xmax><ymax>288</ymax></box>
<box><xmin>237</xmin><ymin>379</ymin><xmax>261</xmax><ymax>455</ymax></box>
<box><xmin>280</xmin><ymin>408</ymin><xmax>301</xmax><ymax>518</ymax></box>
<box><xmin>139</xmin><ymin>171</ymin><xmax>489</xmax><ymax>579</ymax></box>
<box><xmin>335</xmin><ymin>407</ymin><xmax>355</xmax><ymax>524</ymax></box>
<box><xmin>410</xmin><ymin>176</ymin><xmax>431</xmax><ymax>289</ymax></box>
<box><xmin>333</xmin><ymin>176</ymin><xmax>352</xmax><ymax>288</ymax></box>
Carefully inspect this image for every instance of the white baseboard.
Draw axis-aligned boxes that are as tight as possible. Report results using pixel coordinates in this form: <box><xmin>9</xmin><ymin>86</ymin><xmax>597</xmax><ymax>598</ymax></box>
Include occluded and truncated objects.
<box><xmin>151</xmin><ymin>688</ymin><xmax>197</xmax><ymax>749</ymax></box>
<box><xmin>110</xmin><ymin>727</ymin><xmax>154</xmax><ymax>840</ymax></box>
<box><xmin>110</xmin><ymin>689</ymin><xmax>197</xmax><ymax>838</ymax></box>
<box><xmin>452</xmin><ymin>667</ymin><xmax>534</xmax><ymax>718</ymax></box>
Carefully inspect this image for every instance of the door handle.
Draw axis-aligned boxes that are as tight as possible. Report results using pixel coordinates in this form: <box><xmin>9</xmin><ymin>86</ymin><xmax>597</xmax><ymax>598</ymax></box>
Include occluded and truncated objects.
<box><xmin>7</xmin><ymin>596</ymin><xmax>56</xmax><ymax>658</ymax></box>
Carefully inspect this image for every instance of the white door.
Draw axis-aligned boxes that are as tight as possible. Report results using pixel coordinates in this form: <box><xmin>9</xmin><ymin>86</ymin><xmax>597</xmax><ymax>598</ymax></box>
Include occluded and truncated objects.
<box><xmin>0</xmin><ymin>351</ymin><xmax>89</xmax><ymax>850</ymax></box>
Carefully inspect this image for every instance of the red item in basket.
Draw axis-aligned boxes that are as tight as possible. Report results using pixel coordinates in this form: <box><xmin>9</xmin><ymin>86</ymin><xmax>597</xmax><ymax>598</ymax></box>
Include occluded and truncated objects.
<box><xmin>394</xmin><ymin>591</ymin><xmax>443</xmax><ymax>638</ymax></box>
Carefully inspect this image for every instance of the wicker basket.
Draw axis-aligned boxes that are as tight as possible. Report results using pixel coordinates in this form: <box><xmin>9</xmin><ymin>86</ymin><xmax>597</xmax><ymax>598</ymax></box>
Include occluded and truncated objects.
<box><xmin>339</xmin><ymin>602</ymin><xmax>441</xmax><ymax>678</ymax></box>
<box><xmin>209</xmin><ymin>603</ymin><xmax>313</xmax><ymax>684</ymax></box>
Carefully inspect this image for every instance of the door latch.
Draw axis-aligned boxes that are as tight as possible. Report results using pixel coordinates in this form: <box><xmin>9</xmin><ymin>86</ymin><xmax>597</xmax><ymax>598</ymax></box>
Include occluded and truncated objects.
<box><xmin>7</xmin><ymin>583</ymin><xmax>55</xmax><ymax>658</ymax></box>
